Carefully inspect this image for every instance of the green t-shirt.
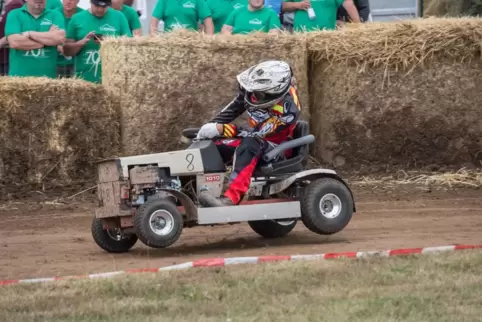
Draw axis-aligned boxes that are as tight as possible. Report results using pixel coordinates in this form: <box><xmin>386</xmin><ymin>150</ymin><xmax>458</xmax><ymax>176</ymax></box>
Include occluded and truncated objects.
<box><xmin>47</xmin><ymin>0</ymin><xmax>63</xmax><ymax>10</ymax></box>
<box><xmin>120</xmin><ymin>4</ymin><xmax>142</xmax><ymax>33</ymax></box>
<box><xmin>224</xmin><ymin>7</ymin><xmax>280</xmax><ymax>34</ymax></box>
<box><xmin>152</xmin><ymin>0</ymin><xmax>211</xmax><ymax>32</ymax></box>
<box><xmin>5</xmin><ymin>5</ymin><xmax>65</xmax><ymax>78</ymax></box>
<box><xmin>56</xmin><ymin>6</ymin><xmax>85</xmax><ymax>66</ymax></box>
<box><xmin>66</xmin><ymin>8</ymin><xmax>131</xmax><ymax>84</ymax></box>
<box><xmin>285</xmin><ymin>0</ymin><xmax>343</xmax><ymax>31</ymax></box>
<box><xmin>205</xmin><ymin>0</ymin><xmax>247</xmax><ymax>33</ymax></box>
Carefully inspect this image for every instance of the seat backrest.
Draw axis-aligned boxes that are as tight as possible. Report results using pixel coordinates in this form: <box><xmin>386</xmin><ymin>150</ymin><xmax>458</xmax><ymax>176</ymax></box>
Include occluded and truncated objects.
<box><xmin>290</xmin><ymin>120</ymin><xmax>310</xmax><ymax>160</ymax></box>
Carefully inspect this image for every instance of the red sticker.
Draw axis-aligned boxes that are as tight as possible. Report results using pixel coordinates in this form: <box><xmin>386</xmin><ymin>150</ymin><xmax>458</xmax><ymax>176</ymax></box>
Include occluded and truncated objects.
<box><xmin>205</xmin><ymin>175</ymin><xmax>221</xmax><ymax>182</ymax></box>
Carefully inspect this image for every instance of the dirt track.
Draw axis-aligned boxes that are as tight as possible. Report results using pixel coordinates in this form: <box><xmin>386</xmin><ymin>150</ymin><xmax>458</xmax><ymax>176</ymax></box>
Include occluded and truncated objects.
<box><xmin>1</xmin><ymin>185</ymin><xmax>481</xmax><ymax>280</ymax></box>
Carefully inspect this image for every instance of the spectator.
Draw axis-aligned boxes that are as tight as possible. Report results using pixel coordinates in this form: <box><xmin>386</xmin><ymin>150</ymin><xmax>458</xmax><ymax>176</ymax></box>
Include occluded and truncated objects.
<box><xmin>205</xmin><ymin>0</ymin><xmax>246</xmax><ymax>34</ymax></box>
<box><xmin>0</xmin><ymin>0</ymin><xmax>25</xmax><ymax>76</ymax></box>
<box><xmin>46</xmin><ymin>0</ymin><xmax>62</xmax><ymax>10</ymax></box>
<box><xmin>4</xmin><ymin>0</ymin><xmax>65</xmax><ymax>78</ymax></box>
<box><xmin>122</xmin><ymin>0</ymin><xmax>141</xmax><ymax>17</ymax></box>
<box><xmin>221</xmin><ymin>0</ymin><xmax>281</xmax><ymax>35</ymax></box>
<box><xmin>282</xmin><ymin>0</ymin><xmax>360</xmax><ymax>32</ymax></box>
<box><xmin>63</xmin><ymin>0</ymin><xmax>131</xmax><ymax>84</ymax></box>
<box><xmin>149</xmin><ymin>0</ymin><xmax>214</xmax><ymax>35</ymax></box>
<box><xmin>56</xmin><ymin>0</ymin><xmax>84</xmax><ymax>78</ymax></box>
<box><xmin>264</xmin><ymin>0</ymin><xmax>282</xmax><ymax>16</ymax></box>
<box><xmin>111</xmin><ymin>0</ymin><xmax>142</xmax><ymax>36</ymax></box>
<box><xmin>337</xmin><ymin>0</ymin><xmax>369</xmax><ymax>23</ymax></box>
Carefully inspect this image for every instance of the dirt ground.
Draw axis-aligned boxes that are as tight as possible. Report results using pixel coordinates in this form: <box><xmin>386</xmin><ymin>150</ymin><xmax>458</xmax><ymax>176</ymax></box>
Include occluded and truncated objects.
<box><xmin>1</xmin><ymin>184</ymin><xmax>481</xmax><ymax>280</ymax></box>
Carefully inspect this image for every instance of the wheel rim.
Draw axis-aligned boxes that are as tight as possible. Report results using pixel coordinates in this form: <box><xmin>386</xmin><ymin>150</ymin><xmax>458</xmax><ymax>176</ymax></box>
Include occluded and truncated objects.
<box><xmin>275</xmin><ymin>220</ymin><xmax>295</xmax><ymax>226</ymax></box>
<box><xmin>318</xmin><ymin>193</ymin><xmax>342</xmax><ymax>219</ymax></box>
<box><xmin>149</xmin><ymin>210</ymin><xmax>175</xmax><ymax>236</ymax></box>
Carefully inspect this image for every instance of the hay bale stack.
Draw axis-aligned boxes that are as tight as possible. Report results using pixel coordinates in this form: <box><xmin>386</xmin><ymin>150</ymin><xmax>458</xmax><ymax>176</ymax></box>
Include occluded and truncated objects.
<box><xmin>308</xmin><ymin>18</ymin><xmax>482</xmax><ymax>174</ymax></box>
<box><xmin>101</xmin><ymin>32</ymin><xmax>309</xmax><ymax>156</ymax></box>
<box><xmin>0</xmin><ymin>77</ymin><xmax>121</xmax><ymax>191</ymax></box>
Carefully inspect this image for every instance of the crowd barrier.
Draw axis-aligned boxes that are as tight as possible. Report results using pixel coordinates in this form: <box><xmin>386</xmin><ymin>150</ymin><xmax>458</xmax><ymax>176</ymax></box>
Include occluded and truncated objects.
<box><xmin>1</xmin><ymin>17</ymin><xmax>481</xmax><ymax>191</ymax></box>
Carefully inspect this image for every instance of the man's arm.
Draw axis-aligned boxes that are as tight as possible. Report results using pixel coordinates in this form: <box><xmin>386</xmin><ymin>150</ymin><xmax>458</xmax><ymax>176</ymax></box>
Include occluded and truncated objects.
<box><xmin>6</xmin><ymin>34</ymin><xmax>44</xmax><ymax>50</ymax></box>
<box><xmin>27</xmin><ymin>27</ymin><xmax>65</xmax><ymax>46</ymax></box>
<box><xmin>0</xmin><ymin>37</ymin><xmax>7</xmax><ymax>48</ymax></box>
<box><xmin>221</xmin><ymin>24</ymin><xmax>232</xmax><ymax>35</ymax></box>
<box><xmin>268</xmin><ymin>11</ymin><xmax>281</xmax><ymax>33</ymax></box>
<box><xmin>63</xmin><ymin>35</ymin><xmax>92</xmax><ymax>56</ymax></box>
<box><xmin>197</xmin><ymin>0</ymin><xmax>213</xmax><ymax>35</ymax></box>
<box><xmin>282</xmin><ymin>0</ymin><xmax>310</xmax><ymax>13</ymax></box>
<box><xmin>210</xmin><ymin>87</ymin><xmax>247</xmax><ymax>124</ymax></box>
<box><xmin>220</xmin><ymin>10</ymin><xmax>235</xmax><ymax>35</ymax></box>
<box><xmin>341</xmin><ymin>0</ymin><xmax>361</xmax><ymax>23</ymax></box>
<box><xmin>5</xmin><ymin>11</ymin><xmax>45</xmax><ymax>50</ymax></box>
<box><xmin>150</xmin><ymin>18</ymin><xmax>159</xmax><ymax>35</ymax></box>
<box><xmin>202</xmin><ymin>17</ymin><xmax>214</xmax><ymax>35</ymax></box>
<box><xmin>196</xmin><ymin>88</ymin><xmax>247</xmax><ymax>139</ymax></box>
<box><xmin>150</xmin><ymin>0</ymin><xmax>164</xmax><ymax>35</ymax></box>
<box><xmin>27</xmin><ymin>11</ymin><xmax>66</xmax><ymax>46</ymax></box>
<box><xmin>62</xmin><ymin>16</ymin><xmax>92</xmax><ymax>56</ymax></box>
<box><xmin>128</xmin><ymin>7</ymin><xmax>143</xmax><ymax>36</ymax></box>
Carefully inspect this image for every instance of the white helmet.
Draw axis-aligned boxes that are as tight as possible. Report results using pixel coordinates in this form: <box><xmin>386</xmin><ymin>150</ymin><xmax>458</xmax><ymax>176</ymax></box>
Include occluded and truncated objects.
<box><xmin>236</xmin><ymin>60</ymin><xmax>293</xmax><ymax>110</ymax></box>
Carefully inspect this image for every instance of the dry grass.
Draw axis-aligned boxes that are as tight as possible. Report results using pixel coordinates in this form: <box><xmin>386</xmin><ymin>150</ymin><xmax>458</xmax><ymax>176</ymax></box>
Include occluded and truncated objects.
<box><xmin>100</xmin><ymin>31</ymin><xmax>309</xmax><ymax>156</ymax></box>
<box><xmin>0</xmin><ymin>77</ymin><xmax>121</xmax><ymax>193</ymax></box>
<box><xmin>349</xmin><ymin>168</ymin><xmax>482</xmax><ymax>189</ymax></box>
<box><xmin>308</xmin><ymin>17</ymin><xmax>482</xmax><ymax>74</ymax></box>
<box><xmin>0</xmin><ymin>250</ymin><xmax>481</xmax><ymax>321</ymax></box>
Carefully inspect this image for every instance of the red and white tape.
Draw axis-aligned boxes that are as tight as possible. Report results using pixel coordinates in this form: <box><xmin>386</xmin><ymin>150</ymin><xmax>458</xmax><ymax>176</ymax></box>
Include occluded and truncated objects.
<box><xmin>1</xmin><ymin>244</ymin><xmax>481</xmax><ymax>286</ymax></box>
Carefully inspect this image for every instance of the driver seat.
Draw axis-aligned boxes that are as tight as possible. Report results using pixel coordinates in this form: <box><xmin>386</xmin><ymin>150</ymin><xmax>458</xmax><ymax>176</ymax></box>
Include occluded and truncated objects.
<box><xmin>252</xmin><ymin>120</ymin><xmax>311</xmax><ymax>177</ymax></box>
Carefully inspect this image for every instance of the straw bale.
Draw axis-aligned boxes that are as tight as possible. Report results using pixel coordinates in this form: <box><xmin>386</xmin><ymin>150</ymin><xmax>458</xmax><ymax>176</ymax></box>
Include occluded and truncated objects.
<box><xmin>308</xmin><ymin>17</ymin><xmax>482</xmax><ymax>73</ymax></box>
<box><xmin>0</xmin><ymin>77</ymin><xmax>121</xmax><ymax>191</ymax></box>
<box><xmin>424</xmin><ymin>0</ymin><xmax>476</xmax><ymax>17</ymax></box>
<box><xmin>100</xmin><ymin>31</ymin><xmax>309</xmax><ymax>156</ymax></box>
<box><xmin>309</xmin><ymin>19</ymin><xmax>482</xmax><ymax>173</ymax></box>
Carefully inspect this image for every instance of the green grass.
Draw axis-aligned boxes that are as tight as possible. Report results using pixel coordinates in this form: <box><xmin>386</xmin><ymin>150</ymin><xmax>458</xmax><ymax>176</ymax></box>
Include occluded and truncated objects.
<box><xmin>1</xmin><ymin>251</ymin><xmax>482</xmax><ymax>322</ymax></box>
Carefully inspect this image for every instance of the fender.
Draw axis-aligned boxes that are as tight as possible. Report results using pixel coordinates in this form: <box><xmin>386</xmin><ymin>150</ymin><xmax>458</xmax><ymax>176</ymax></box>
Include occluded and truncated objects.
<box><xmin>268</xmin><ymin>169</ymin><xmax>356</xmax><ymax>212</ymax></box>
<box><xmin>157</xmin><ymin>188</ymin><xmax>198</xmax><ymax>222</ymax></box>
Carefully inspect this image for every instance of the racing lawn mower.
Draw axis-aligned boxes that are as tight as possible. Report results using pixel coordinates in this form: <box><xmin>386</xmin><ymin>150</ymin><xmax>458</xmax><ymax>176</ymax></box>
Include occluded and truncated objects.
<box><xmin>91</xmin><ymin>120</ymin><xmax>356</xmax><ymax>253</ymax></box>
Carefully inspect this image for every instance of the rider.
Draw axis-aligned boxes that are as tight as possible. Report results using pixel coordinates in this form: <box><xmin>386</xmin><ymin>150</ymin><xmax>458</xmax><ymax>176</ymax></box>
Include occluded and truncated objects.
<box><xmin>196</xmin><ymin>60</ymin><xmax>302</xmax><ymax>207</ymax></box>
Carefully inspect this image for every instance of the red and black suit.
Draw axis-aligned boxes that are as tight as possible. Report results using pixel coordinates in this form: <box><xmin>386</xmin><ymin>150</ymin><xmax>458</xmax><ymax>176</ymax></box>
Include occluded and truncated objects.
<box><xmin>210</xmin><ymin>85</ymin><xmax>302</xmax><ymax>205</ymax></box>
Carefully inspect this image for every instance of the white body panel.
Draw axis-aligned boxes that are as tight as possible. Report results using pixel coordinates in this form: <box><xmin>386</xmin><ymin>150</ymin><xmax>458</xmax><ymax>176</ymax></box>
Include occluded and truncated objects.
<box><xmin>115</xmin><ymin>148</ymin><xmax>204</xmax><ymax>178</ymax></box>
<box><xmin>197</xmin><ymin>201</ymin><xmax>301</xmax><ymax>225</ymax></box>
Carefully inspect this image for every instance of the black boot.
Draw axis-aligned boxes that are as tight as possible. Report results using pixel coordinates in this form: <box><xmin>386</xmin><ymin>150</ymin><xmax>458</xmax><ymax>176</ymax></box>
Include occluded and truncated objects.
<box><xmin>198</xmin><ymin>190</ymin><xmax>234</xmax><ymax>207</ymax></box>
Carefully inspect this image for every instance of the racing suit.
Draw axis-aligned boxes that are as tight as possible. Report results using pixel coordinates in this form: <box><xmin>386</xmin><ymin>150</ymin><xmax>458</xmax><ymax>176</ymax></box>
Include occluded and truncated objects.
<box><xmin>209</xmin><ymin>84</ymin><xmax>302</xmax><ymax>205</ymax></box>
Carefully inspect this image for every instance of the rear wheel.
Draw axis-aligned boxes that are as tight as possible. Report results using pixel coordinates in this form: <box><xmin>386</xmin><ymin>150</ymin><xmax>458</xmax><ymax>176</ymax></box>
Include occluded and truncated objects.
<box><xmin>301</xmin><ymin>178</ymin><xmax>354</xmax><ymax>235</ymax></box>
<box><xmin>248</xmin><ymin>219</ymin><xmax>297</xmax><ymax>238</ymax></box>
<box><xmin>91</xmin><ymin>217</ymin><xmax>138</xmax><ymax>253</ymax></box>
<box><xmin>134</xmin><ymin>199</ymin><xmax>183</xmax><ymax>248</ymax></box>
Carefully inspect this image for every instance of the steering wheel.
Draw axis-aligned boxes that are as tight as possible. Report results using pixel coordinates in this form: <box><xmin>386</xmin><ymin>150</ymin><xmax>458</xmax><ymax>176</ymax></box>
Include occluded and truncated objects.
<box><xmin>181</xmin><ymin>128</ymin><xmax>200</xmax><ymax>139</ymax></box>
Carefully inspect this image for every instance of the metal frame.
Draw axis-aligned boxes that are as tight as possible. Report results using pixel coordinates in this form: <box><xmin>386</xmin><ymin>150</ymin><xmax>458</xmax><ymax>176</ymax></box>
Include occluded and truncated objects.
<box><xmin>197</xmin><ymin>200</ymin><xmax>301</xmax><ymax>225</ymax></box>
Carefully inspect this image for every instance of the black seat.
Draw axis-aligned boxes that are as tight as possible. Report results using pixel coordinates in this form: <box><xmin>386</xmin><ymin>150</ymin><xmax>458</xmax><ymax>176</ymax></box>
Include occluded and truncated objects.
<box><xmin>252</xmin><ymin>120</ymin><xmax>312</xmax><ymax>177</ymax></box>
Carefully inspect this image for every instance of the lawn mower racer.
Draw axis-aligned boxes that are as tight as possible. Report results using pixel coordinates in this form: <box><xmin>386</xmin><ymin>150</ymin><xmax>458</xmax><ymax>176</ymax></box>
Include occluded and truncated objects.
<box><xmin>91</xmin><ymin>59</ymin><xmax>357</xmax><ymax>254</ymax></box>
<box><xmin>197</xmin><ymin>60</ymin><xmax>302</xmax><ymax>208</ymax></box>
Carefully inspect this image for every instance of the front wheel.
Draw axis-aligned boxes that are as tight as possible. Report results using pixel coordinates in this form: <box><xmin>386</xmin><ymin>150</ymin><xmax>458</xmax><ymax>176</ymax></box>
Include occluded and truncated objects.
<box><xmin>91</xmin><ymin>217</ymin><xmax>138</xmax><ymax>253</ymax></box>
<box><xmin>248</xmin><ymin>219</ymin><xmax>297</xmax><ymax>238</ymax></box>
<box><xmin>133</xmin><ymin>199</ymin><xmax>183</xmax><ymax>248</ymax></box>
<box><xmin>301</xmin><ymin>177</ymin><xmax>354</xmax><ymax>235</ymax></box>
